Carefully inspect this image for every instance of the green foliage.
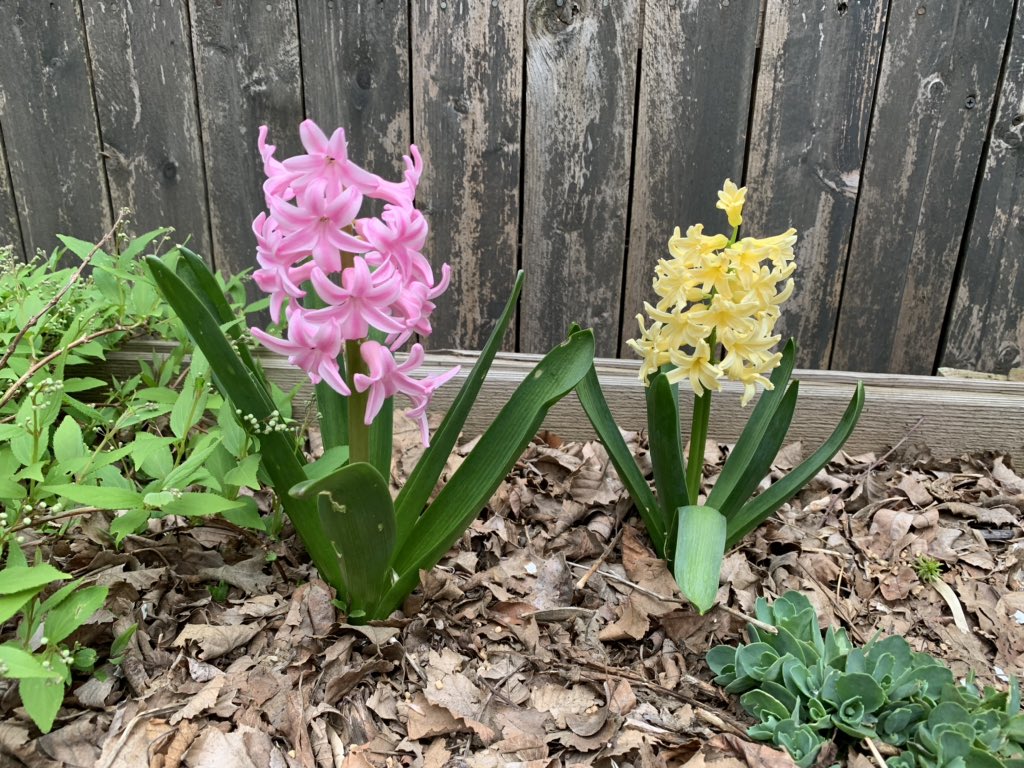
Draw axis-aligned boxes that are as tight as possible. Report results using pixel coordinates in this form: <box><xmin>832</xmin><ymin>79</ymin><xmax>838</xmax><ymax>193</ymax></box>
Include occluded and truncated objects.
<box><xmin>149</xmin><ymin>254</ymin><xmax>597</xmax><ymax>622</ymax></box>
<box><xmin>0</xmin><ymin>229</ymin><xmax>290</xmax><ymax>731</ymax></box>
<box><xmin>0</xmin><ymin>545</ymin><xmax>107</xmax><ymax>733</ymax></box>
<box><xmin>576</xmin><ymin>341</ymin><xmax>865</xmax><ymax>613</ymax></box>
<box><xmin>707</xmin><ymin>591</ymin><xmax>1024</xmax><ymax>767</ymax></box>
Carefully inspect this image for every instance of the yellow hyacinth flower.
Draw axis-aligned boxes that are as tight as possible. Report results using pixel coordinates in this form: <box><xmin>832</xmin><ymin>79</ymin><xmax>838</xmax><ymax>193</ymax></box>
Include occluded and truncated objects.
<box><xmin>630</xmin><ymin>180</ymin><xmax>797</xmax><ymax>405</ymax></box>
<box><xmin>716</xmin><ymin>179</ymin><xmax>747</xmax><ymax>228</ymax></box>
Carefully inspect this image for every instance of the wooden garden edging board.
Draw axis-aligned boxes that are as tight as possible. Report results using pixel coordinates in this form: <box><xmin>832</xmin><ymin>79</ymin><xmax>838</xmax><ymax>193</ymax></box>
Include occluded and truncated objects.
<box><xmin>90</xmin><ymin>342</ymin><xmax>1024</xmax><ymax>467</ymax></box>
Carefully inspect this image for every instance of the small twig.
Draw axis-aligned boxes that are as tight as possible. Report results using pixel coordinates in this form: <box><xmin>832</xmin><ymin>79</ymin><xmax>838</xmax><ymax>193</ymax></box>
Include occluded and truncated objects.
<box><xmin>568</xmin><ymin>562</ymin><xmax>684</xmax><ymax>605</ymax></box>
<box><xmin>10</xmin><ymin>506</ymin><xmax>101</xmax><ymax>533</ymax></box>
<box><xmin>0</xmin><ymin>321</ymin><xmax>145</xmax><ymax>410</ymax></box>
<box><xmin>864</xmin><ymin>737</ymin><xmax>888</xmax><ymax>768</ymax></box>
<box><xmin>0</xmin><ymin>209</ymin><xmax>127</xmax><ymax>374</ymax></box>
<box><xmin>862</xmin><ymin>417</ymin><xmax>925</xmax><ymax>474</ymax></box>
<box><xmin>575</xmin><ymin>526</ymin><xmax>625</xmax><ymax>590</ymax></box>
<box><xmin>716</xmin><ymin>603</ymin><xmax>778</xmax><ymax>636</ymax></box>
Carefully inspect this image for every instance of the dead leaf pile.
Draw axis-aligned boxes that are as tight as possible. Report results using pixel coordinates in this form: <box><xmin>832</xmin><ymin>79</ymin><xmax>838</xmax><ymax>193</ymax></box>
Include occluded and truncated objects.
<box><xmin>0</xmin><ymin>424</ymin><xmax>1021</xmax><ymax>767</ymax></box>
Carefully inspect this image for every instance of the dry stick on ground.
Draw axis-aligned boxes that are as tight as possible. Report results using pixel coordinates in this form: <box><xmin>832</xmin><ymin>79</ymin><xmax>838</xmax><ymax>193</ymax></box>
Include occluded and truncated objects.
<box><xmin>0</xmin><ymin>209</ymin><xmax>128</xmax><ymax>374</ymax></box>
<box><xmin>864</xmin><ymin>737</ymin><xmax>889</xmax><ymax>768</ymax></box>
<box><xmin>574</xmin><ymin>526</ymin><xmax>625</xmax><ymax>590</ymax></box>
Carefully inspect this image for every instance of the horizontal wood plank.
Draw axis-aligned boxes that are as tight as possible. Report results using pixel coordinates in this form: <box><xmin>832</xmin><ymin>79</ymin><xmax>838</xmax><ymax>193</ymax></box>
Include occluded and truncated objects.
<box><xmin>86</xmin><ymin>342</ymin><xmax>1024</xmax><ymax>467</ymax></box>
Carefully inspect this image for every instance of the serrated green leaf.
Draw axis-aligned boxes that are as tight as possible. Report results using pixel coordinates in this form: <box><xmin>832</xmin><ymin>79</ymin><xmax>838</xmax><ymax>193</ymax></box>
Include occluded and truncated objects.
<box><xmin>221</xmin><ymin>499</ymin><xmax>266</xmax><ymax>531</ymax></box>
<box><xmin>0</xmin><ymin>564</ymin><xmax>70</xmax><ymax>595</ymax></box>
<box><xmin>51</xmin><ymin>416</ymin><xmax>85</xmax><ymax>464</ymax></box>
<box><xmin>0</xmin><ymin>588</ymin><xmax>46</xmax><ymax>625</ymax></box>
<box><xmin>291</xmin><ymin>462</ymin><xmax>396</xmax><ymax>618</ymax></box>
<box><xmin>224</xmin><ymin>453</ymin><xmax>261</xmax><ymax>490</ymax></box>
<box><xmin>43</xmin><ymin>484</ymin><xmax>144</xmax><ymax>510</ymax></box>
<box><xmin>109</xmin><ymin>508</ymin><xmax>151</xmax><ymax>544</ymax></box>
<box><xmin>42</xmin><ymin>585</ymin><xmax>107</xmax><ymax>644</ymax></box>
<box><xmin>160</xmin><ymin>493</ymin><xmax>249</xmax><ymax>518</ymax></box>
<box><xmin>0</xmin><ymin>645</ymin><xmax>60</xmax><ymax>679</ymax></box>
<box><xmin>673</xmin><ymin>504</ymin><xmax>726</xmax><ymax>614</ymax></box>
<box><xmin>19</xmin><ymin>676</ymin><xmax>64</xmax><ymax>733</ymax></box>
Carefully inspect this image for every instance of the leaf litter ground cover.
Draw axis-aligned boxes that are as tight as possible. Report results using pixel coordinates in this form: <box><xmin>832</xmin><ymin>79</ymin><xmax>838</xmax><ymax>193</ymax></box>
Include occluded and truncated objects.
<box><xmin>1</xmin><ymin>416</ymin><xmax>1023</xmax><ymax>768</ymax></box>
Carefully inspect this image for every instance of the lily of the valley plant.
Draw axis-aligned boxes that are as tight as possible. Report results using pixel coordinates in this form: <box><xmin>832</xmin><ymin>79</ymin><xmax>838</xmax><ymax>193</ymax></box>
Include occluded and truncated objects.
<box><xmin>147</xmin><ymin>121</ymin><xmax>594</xmax><ymax>622</ymax></box>
<box><xmin>576</xmin><ymin>181</ymin><xmax>864</xmax><ymax>613</ymax></box>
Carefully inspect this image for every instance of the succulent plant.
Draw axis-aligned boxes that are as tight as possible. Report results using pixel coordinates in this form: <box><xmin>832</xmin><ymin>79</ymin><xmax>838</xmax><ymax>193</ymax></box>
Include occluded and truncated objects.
<box><xmin>707</xmin><ymin>591</ymin><xmax>1024</xmax><ymax>767</ymax></box>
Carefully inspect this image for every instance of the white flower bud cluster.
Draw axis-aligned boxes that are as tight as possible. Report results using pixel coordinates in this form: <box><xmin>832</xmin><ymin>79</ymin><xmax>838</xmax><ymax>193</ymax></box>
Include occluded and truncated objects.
<box><xmin>235</xmin><ymin>408</ymin><xmax>291</xmax><ymax>435</ymax></box>
<box><xmin>23</xmin><ymin>378</ymin><xmax>64</xmax><ymax>415</ymax></box>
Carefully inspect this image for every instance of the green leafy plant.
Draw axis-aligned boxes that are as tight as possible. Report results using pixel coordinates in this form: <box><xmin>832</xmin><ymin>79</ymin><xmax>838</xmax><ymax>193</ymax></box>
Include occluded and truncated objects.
<box><xmin>707</xmin><ymin>591</ymin><xmax>1024</xmax><ymax>767</ymax></box>
<box><xmin>575</xmin><ymin>181</ymin><xmax>864</xmax><ymax>612</ymax></box>
<box><xmin>0</xmin><ymin>221</ymin><xmax>288</xmax><ymax>730</ymax></box>
<box><xmin>0</xmin><ymin>543</ymin><xmax>107</xmax><ymax>733</ymax></box>
<box><xmin>147</xmin><ymin>120</ymin><xmax>596</xmax><ymax>622</ymax></box>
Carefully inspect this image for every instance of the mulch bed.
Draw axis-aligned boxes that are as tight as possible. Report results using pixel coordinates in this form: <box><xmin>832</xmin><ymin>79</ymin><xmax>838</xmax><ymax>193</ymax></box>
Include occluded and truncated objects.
<box><xmin>2</xmin><ymin>423</ymin><xmax>1023</xmax><ymax>768</ymax></box>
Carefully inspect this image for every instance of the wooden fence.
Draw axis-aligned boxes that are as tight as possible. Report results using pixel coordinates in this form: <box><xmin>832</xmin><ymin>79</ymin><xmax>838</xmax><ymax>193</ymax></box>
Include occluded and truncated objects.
<box><xmin>0</xmin><ymin>0</ymin><xmax>1020</xmax><ymax>375</ymax></box>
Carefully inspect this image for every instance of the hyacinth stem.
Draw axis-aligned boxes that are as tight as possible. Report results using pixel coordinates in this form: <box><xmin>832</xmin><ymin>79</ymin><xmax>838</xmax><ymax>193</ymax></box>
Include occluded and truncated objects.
<box><xmin>687</xmin><ymin>390</ymin><xmax>711</xmax><ymax>499</ymax></box>
<box><xmin>345</xmin><ymin>338</ymin><xmax>370</xmax><ymax>465</ymax></box>
<box><xmin>686</xmin><ymin>328</ymin><xmax>717</xmax><ymax>499</ymax></box>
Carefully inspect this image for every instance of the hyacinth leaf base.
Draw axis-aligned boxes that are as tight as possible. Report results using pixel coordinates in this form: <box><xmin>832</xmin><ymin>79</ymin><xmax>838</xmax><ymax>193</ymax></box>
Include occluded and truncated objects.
<box><xmin>291</xmin><ymin>461</ymin><xmax>395</xmax><ymax>620</ymax></box>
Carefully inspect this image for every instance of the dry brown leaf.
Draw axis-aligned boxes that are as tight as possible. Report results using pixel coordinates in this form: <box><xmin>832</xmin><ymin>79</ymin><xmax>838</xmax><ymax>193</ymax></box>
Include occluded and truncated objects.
<box><xmin>173</xmin><ymin>622</ymin><xmax>262</xmax><ymax>660</ymax></box>
<box><xmin>681</xmin><ymin>733</ymin><xmax>798</xmax><ymax>767</ymax></box>
<box><xmin>197</xmin><ymin>555</ymin><xmax>274</xmax><ymax>595</ymax></box>
<box><xmin>170</xmin><ymin>675</ymin><xmax>227</xmax><ymax>724</ymax></box>
<box><xmin>402</xmin><ymin>692</ymin><xmax>467</xmax><ymax>740</ymax></box>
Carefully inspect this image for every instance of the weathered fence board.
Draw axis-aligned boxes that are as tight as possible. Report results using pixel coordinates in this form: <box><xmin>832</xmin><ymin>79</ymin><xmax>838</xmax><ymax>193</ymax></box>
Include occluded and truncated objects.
<box><xmin>412</xmin><ymin>0</ymin><xmax>523</xmax><ymax>351</ymax></box>
<box><xmin>620</xmin><ymin>0</ymin><xmax>760</xmax><ymax>356</ymax></box>
<box><xmin>297</xmin><ymin>0</ymin><xmax>411</xmax><ymax>181</ymax></box>
<box><xmin>942</xmin><ymin>1</ymin><xmax>1024</xmax><ymax>375</ymax></box>
<box><xmin>188</xmin><ymin>0</ymin><xmax>304</xmax><ymax>278</ymax></box>
<box><xmin>521</xmin><ymin>0</ymin><xmax>640</xmax><ymax>357</ymax></box>
<box><xmin>744</xmin><ymin>0</ymin><xmax>887</xmax><ymax>370</ymax></box>
<box><xmin>82</xmin><ymin>0</ymin><xmax>211</xmax><ymax>257</ymax></box>
<box><xmin>832</xmin><ymin>1</ymin><xmax>1014</xmax><ymax>374</ymax></box>
<box><xmin>0</xmin><ymin>126</ymin><xmax>23</xmax><ymax>261</ymax></box>
<box><xmin>0</xmin><ymin>3</ymin><xmax>1021</xmax><ymax>376</ymax></box>
<box><xmin>0</xmin><ymin>0</ymin><xmax>111</xmax><ymax>258</ymax></box>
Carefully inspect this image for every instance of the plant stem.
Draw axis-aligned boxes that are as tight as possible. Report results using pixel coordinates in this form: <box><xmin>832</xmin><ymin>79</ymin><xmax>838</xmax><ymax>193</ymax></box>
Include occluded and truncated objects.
<box><xmin>686</xmin><ymin>328</ymin><xmax>717</xmax><ymax>499</ymax></box>
<box><xmin>345</xmin><ymin>338</ymin><xmax>370</xmax><ymax>464</ymax></box>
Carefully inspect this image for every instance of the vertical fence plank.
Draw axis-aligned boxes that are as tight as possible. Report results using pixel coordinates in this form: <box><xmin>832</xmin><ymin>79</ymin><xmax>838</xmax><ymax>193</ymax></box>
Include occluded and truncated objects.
<box><xmin>297</xmin><ymin>0</ymin><xmax>411</xmax><ymax>178</ymax></box>
<box><xmin>831</xmin><ymin>1</ymin><xmax>1014</xmax><ymax>374</ymax></box>
<box><xmin>743</xmin><ymin>0</ymin><xmax>887</xmax><ymax>369</ymax></box>
<box><xmin>942</xmin><ymin>3</ymin><xmax>1024</xmax><ymax>374</ymax></box>
<box><xmin>82</xmin><ymin>2</ymin><xmax>211</xmax><ymax>257</ymax></box>
<box><xmin>620</xmin><ymin>0</ymin><xmax>760</xmax><ymax>356</ymax></box>
<box><xmin>412</xmin><ymin>0</ymin><xmax>524</xmax><ymax>351</ymax></box>
<box><xmin>521</xmin><ymin>0</ymin><xmax>640</xmax><ymax>357</ymax></box>
<box><xmin>0</xmin><ymin>126</ymin><xmax>23</xmax><ymax>260</ymax></box>
<box><xmin>0</xmin><ymin>1</ymin><xmax>111</xmax><ymax>257</ymax></box>
<box><xmin>189</xmin><ymin>1</ymin><xmax>303</xmax><ymax>279</ymax></box>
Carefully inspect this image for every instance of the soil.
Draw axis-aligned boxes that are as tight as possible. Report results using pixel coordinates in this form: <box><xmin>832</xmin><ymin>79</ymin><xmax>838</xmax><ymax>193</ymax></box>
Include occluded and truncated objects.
<box><xmin>1</xmin><ymin>422</ymin><xmax>1023</xmax><ymax>768</ymax></box>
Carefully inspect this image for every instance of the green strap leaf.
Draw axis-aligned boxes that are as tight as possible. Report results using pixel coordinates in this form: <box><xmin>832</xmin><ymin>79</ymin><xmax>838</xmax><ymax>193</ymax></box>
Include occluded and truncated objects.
<box><xmin>145</xmin><ymin>255</ymin><xmax>344</xmax><ymax>594</ymax></box>
<box><xmin>173</xmin><ymin>247</ymin><xmax>274</xmax><ymax>394</ymax></box>
<box><xmin>379</xmin><ymin>328</ymin><xmax>595</xmax><ymax>616</ymax></box>
<box><xmin>726</xmin><ymin>381</ymin><xmax>865</xmax><ymax>547</ymax></box>
<box><xmin>291</xmin><ymin>462</ymin><xmax>396</xmax><ymax>619</ymax></box>
<box><xmin>674</xmin><ymin>504</ymin><xmax>727</xmax><ymax>615</ymax></box>
<box><xmin>706</xmin><ymin>339</ymin><xmax>797</xmax><ymax>513</ymax></box>
<box><xmin>714</xmin><ymin>382</ymin><xmax>800</xmax><ymax>520</ymax></box>
<box><xmin>647</xmin><ymin>371</ymin><xmax>690</xmax><ymax>533</ymax></box>
<box><xmin>393</xmin><ymin>270</ymin><xmax>525</xmax><ymax>546</ymax></box>
<box><xmin>575</xmin><ymin>363</ymin><xmax>666</xmax><ymax>555</ymax></box>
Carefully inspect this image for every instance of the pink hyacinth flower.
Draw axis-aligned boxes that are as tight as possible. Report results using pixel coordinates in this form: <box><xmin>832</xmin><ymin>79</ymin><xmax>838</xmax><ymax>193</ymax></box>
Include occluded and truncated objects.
<box><xmin>250</xmin><ymin>306</ymin><xmax>350</xmax><ymax>396</ymax></box>
<box><xmin>282</xmin><ymin>120</ymin><xmax>382</xmax><ymax>196</ymax></box>
<box><xmin>306</xmin><ymin>258</ymin><xmax>407</xmax><ymax>339</ymax></box>
<box><xmin>251</xmin><ymin>212</ymin><xmax>315</xmax><ymax>322</ymax></box>
<box><xmin>269</xmin><ymin>180</ymin><xmax>370</xmax><ymax>272</ymax></box>
<box><xmin>354</xmin><ymin>341</ymin><xmax>460</xmax><ymax>446</ymax></box>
